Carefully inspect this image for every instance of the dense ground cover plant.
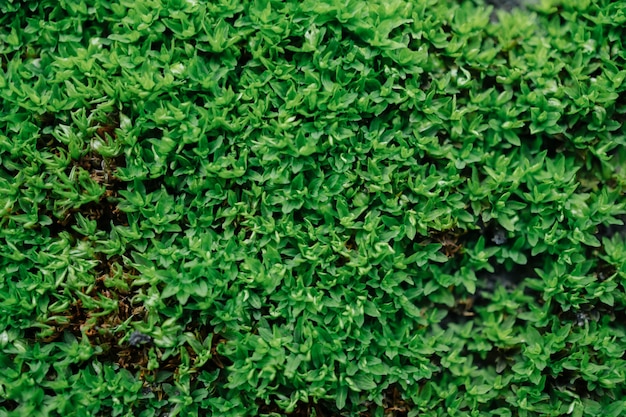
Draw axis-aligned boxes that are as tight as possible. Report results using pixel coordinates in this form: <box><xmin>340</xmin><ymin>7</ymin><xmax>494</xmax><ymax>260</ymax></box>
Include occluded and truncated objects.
<box><xmin>1</xmin><ymin>0</ymin><xmax>625</xmax><ymax>415</ymax></box>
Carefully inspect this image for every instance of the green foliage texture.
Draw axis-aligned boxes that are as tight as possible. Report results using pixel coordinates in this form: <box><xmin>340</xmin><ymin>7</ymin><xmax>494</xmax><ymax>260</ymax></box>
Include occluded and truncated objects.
<box><xmin>1</xmin><ymin>0</ymin><xmax>626</xmax><ymax>416</ymax></box>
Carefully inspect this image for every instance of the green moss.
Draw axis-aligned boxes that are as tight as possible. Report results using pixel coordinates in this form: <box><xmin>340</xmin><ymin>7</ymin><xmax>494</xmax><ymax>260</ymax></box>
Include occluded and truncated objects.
<box><xmin>1</xmin><ymin>0</ymin><xmax>625</xmax><ymax>416</ymax></box>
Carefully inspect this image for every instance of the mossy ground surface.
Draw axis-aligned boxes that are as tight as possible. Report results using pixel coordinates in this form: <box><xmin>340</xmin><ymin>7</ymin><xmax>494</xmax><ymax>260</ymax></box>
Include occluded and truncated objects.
<box><xmin>1</xmin><ymin>0</ymin><xmax>625</xmax><ymax>416</ymax></box>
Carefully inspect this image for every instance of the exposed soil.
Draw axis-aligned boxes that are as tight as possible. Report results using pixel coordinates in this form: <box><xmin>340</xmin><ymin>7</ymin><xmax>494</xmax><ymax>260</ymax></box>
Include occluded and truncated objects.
<box><xmin>255</xmin><ymin>384</ymin><xmax>412</xmax><ymax>417</ymax></box>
